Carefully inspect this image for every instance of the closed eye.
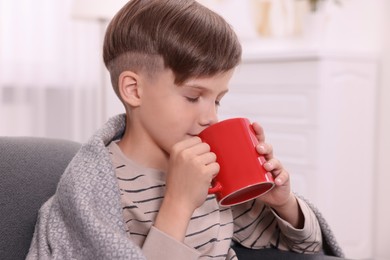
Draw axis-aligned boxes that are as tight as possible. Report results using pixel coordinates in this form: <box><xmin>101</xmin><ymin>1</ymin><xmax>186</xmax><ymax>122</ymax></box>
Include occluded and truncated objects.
<box><xmin>185</xmin><ymin>96</ymin><xmax>200</xmax><ymax>103</ymax></box>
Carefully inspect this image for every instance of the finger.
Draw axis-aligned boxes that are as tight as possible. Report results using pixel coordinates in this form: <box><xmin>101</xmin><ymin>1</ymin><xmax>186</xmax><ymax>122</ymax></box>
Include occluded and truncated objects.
<box><xmin>187</xmin><ymin>142</ymin><xmax>212</xmax><ymax>156</ymax></box>
<box><xmin>263</xmin><ymin>158</ymin><xmax>281</xmax><ymax>173</ymax></box>
<box><xmin>197</xmin><ymin>151</ymin><xmax>217</xmax><ymax>165</ymax></box>
<box><xmin>196</xmin><ymin>160</ymin><xmax>220</xmax><ymax>183</ymax></box>
<box><xmin>207</xmin><ymin>162</ymin><xmax>220</xmax><ymax>178</ymax></box>
<box><xmin>252</xmin><ymin>122</ymin><xmax>266</xmax><ymax>143</ymax></box>
<box><xmin>256</xmin><ymin>143</ymin><xmax>274</xmax><ymax>159</ymax></box>
<box><xmin>263</xmin><ymin>158</ymin><xmax>289</xmax><ymax>185</ymax></box>
<box><xmin>274</xmin><ymin>169</ymin><xmax>289</xmax><ymax>186</ymax></box>
<box><xmin>171</xmin><ymin>136</ymin><xmax>202</xmax><ymax>154</ymax></box>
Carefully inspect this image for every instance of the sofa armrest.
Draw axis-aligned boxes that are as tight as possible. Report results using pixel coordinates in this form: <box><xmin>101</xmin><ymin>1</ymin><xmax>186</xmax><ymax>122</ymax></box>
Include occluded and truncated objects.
<box><xmin>0</xmin><ymin>137</ymin><xmax>81</xmax><ymax>259</ymax></box>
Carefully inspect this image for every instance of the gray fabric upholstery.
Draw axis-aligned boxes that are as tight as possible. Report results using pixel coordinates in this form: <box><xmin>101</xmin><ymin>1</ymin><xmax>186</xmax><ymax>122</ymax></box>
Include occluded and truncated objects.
<box><xmin>0</xmin><ymin>137</ymin><xmax>81</xmax><ymax>260</ymax></box>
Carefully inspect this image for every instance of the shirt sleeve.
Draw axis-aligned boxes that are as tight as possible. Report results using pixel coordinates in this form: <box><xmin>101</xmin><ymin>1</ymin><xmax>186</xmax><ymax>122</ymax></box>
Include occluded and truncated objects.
<box><xmin>271</xmin><ymin>196</ymin><xmax>323</xmax><ymax>253</ymax></box>
<box><xmin>231</xmin><ymin>196</ymin><xmax>322</xmax><ymax>254</ymax></box>
<box><xmin>142</xmin><ymin>226</ymin><xmax>201</xmax><ymax>260</ymax></box>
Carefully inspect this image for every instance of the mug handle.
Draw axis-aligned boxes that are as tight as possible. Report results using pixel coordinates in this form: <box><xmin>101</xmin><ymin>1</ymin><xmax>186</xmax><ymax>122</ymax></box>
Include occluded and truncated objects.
<box><xmin>208</xmin><ymin>181</ymin><xmax>223</xmax><ymax>194</ymax></box>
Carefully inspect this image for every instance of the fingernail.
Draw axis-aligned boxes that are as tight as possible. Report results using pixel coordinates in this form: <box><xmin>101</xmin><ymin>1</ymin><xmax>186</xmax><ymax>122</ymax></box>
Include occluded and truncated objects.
<box><xmin>258</xmin><ymin>145</ymin><xmax>265</xmax><ymax>152</ymax></box>
<box><xmin>264</xmin><ymin>162</ymin><xmax>272</xmax><ymax>170</ymax></box>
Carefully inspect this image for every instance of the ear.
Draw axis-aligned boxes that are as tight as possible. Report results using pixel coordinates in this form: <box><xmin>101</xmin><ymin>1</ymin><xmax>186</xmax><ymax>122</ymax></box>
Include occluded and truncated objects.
<box><xmin>118</xmin><ymin>71</ymin><xmax>142</xmax><ymax>107</ymax></box>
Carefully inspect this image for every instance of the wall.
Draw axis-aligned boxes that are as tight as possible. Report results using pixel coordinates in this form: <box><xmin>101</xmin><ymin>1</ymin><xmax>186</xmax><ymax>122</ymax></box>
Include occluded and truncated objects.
<box><xmin>375</xmin><ymin>1</ymin><xmax>390</xmax><ymax>259</ymax></box>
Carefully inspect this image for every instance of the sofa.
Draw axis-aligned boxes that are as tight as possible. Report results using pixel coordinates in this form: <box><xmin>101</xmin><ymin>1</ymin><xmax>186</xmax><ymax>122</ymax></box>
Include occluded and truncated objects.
<box><xmin>0</xmin><ymin>137</ymin><xmax>345</xmax><ymax>259</ymax></box>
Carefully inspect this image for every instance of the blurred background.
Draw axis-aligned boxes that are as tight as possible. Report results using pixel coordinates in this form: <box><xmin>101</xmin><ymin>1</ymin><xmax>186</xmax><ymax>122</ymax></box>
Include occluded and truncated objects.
<box><xmin>0</xmin><ymin>0</ymin><xmax>389</xmax><ymax>259</ymax></box>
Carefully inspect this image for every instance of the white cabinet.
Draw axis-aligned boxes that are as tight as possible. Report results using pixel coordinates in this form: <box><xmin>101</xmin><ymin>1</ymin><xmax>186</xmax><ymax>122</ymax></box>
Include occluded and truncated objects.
<box><xmin>219</xmin><ymin>51</ymin><xmax>378</xmax><ymax>259</ymax></box>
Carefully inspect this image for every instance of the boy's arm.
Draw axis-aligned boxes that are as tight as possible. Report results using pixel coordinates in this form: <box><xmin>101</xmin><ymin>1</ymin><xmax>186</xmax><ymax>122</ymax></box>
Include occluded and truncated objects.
<box><xmin>153</xmin><ymin>193</ymin><xmax>193</xmax><ymax>242</ymax></box>
<box><xmin>153</xmin><ymin>137</ymin><xmax>218</xmax><ymax>242</ymax></box>
<box><xmin>143</xmin><ymin>137</ymin><xmax>218</xmax><ymax>259</ymax></box>
<box><xmin>270</xmin><ymin>192</ymin><xmax>304</xmax><ymax>229</ymax></box>
<box><xmin>232</xmin><ymin>197</ymin><xmax>322</xmax><ymax>254</ymax></box>
<box><xmin>252</xmin><ymin>122</ymin><xmax>305</xmax><ymax>229</ymax></box>
<box><xmin>242</xmin><ymin>122</ymin><xmax>322</xmax><ymax>252</ymax></box>
<box><xmin>270</xmin><ymin>196</ymin><xmax>323</xmax><ymax>253</ymax></box>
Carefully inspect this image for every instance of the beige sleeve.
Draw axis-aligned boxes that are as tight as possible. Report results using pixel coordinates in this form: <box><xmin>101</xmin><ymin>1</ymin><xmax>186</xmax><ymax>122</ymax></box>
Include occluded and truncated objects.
<box><xmin>271</xmin><ymin>196</ymin><xmax>323</xmax><ymax>253</ymax></box>
<box><xmin>232</xmin><ymin>196</ymin><xmax>322</xmax><ymax>254</ymax></box>
<box><xmin>142</xmin><ymin>226</ymin><xmax>201</xmax><ymax>260</ymax></box>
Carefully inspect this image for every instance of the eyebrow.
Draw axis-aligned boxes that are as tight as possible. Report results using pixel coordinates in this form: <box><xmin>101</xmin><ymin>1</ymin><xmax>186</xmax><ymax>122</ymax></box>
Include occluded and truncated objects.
<box><xmin>182</xmin><ymin>84</ymin><xmax>229</xmax><ymax>95</ymax></box>
<box><xmin>182</xmin><ymin>84</ymin><xmax>206</xmax><ymax>90</ymax></box>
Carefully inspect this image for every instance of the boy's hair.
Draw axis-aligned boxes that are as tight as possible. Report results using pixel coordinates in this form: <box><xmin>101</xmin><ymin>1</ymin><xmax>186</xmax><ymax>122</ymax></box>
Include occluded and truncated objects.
<box><xmin>103</xmin><ymin>0</ymin><xmax>242</xmax><ymax>100</ymax></box>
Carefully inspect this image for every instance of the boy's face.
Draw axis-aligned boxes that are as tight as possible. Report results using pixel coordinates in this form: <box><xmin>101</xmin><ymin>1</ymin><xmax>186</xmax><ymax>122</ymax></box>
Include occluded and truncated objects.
<box><xmin>137</xmin><ymin>68</ymin><xmax>234</xmax><ymax>155</ymax></box>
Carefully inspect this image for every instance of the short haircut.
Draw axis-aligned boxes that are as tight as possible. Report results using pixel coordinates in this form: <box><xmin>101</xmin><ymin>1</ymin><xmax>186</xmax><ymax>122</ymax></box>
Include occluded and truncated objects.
<box><xmin>103</xmin><ymin>0</ymin><xmax>242</xmax><ymax>99</ymax></box>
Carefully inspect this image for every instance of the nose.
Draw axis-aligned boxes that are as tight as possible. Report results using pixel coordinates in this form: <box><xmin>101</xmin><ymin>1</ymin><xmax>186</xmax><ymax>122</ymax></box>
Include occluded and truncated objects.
<box><xmin>199</xmin><ymin>104</ymin><xmax>218</xmax><ymax>127</ymax></box>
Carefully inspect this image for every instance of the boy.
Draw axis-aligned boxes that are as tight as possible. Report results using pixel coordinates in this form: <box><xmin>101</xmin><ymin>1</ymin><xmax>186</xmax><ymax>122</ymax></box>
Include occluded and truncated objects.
<box><xmin>27</xmin><ymin>0</ymin><xmax>340</xmax><ymax>259</ymax></box>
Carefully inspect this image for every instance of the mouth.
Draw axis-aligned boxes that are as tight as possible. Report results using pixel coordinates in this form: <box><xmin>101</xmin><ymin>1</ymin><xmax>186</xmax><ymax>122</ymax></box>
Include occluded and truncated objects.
<box><xmin>187</xmin><ymin>128</ymin><xmax>207</xmax><ymax>137</ymax></box>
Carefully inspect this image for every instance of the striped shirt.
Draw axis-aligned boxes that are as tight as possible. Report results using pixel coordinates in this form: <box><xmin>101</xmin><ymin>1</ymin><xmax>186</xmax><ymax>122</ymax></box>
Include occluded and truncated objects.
<box><xmin>108</xmin><ymin>141</ymin><xmax>322</xmax><ymax>259</ymax></box>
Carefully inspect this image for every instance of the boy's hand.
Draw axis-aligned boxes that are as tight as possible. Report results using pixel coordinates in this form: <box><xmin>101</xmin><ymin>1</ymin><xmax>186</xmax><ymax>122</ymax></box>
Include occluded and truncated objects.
<box><xmin>155</xmin><ymin>137</ymin><xmax>219</xmax><ymax>241</ymax></box>
<box><xmin>252</xmin><ymin>122</ymin><xmax>304</xmax><ymax>228</ymax></box>
<box><xmin>252</xmin><ymin>122</ymin><xmax>291</xmax><ymax>207</ymax></box>
<box><xmin>165</xmin><ymin>136</ymin><xmax>219</xmax><ymax>210</ymax></box>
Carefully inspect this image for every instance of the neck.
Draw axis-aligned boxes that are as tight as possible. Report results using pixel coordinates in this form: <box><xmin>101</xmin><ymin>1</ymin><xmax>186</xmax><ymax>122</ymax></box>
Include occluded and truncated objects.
<box><xmin>117</xmin><ymin>117</ymin><xmax>169</xmax><ymax>172</ymax></box>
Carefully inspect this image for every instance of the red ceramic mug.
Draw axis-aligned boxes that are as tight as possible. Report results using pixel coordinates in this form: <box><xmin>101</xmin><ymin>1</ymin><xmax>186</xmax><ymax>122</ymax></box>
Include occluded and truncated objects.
<box><xmin>198</xmin><ymin>118</ymin><xmax>275</xmax><ymax>207</ymax></box>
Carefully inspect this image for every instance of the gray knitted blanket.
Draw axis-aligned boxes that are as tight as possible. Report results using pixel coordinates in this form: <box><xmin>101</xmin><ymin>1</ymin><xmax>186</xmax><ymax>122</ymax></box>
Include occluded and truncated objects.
<box><xmin>27</xmin><ymin>114</ymin><xmax>145</xmax><ymax>259</ymax></box>
<box><xmin>27</xmin><ymin>114</ymin><xmax>344</xmax><ymax>259</ymax></box>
